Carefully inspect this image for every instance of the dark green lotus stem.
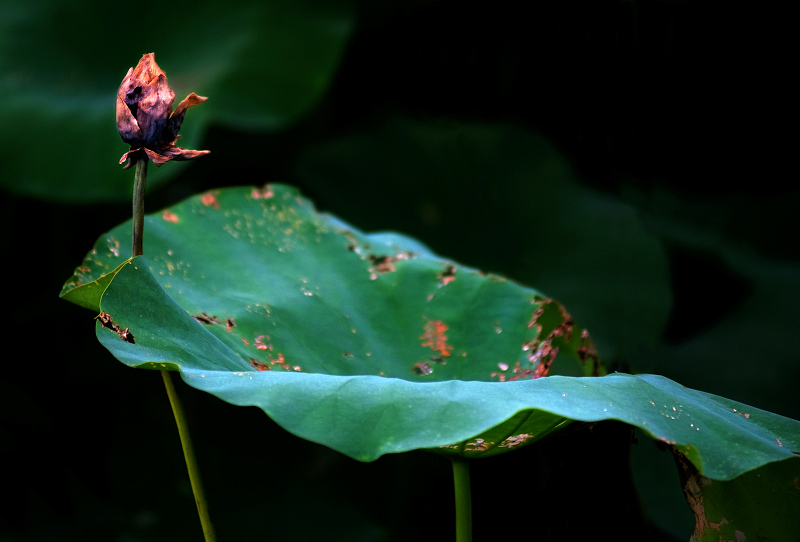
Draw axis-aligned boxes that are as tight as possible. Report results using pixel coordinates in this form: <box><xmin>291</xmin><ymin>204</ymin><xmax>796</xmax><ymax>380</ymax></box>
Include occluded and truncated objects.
<box><xmin>451</xmin><ymin>456</ymin><xmax>473</xmax><ymax>542</ymax></box>
<box><xmin>132</xmin><ymin>160</ymin><xmax>147</xmax><ymax>257</ymax></box>
<box><xmin>132</xmin><ymin>159</ymin><xmax>216</xmax><ymax>541</ymax></box>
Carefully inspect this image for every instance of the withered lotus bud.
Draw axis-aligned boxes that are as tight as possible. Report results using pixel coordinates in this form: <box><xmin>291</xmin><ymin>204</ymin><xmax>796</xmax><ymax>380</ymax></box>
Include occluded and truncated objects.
<box><xmin>116</xmin><ymin>53</ymin><xmax>210</xmax><ymax>169</ymax></box>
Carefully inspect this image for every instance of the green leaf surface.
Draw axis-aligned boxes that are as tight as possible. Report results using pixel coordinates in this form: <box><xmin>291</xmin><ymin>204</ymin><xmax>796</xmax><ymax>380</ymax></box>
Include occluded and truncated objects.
<box><xmin>674</xmin><ymin>450</ymin><xmax>800</xmax><ymax>542</ymax></box>
<box><xmin>0</xmin><ymin>0</ymin><xmax>353</xmax><ymax>202</ymax></box>
<box><xmin>60</xmin><ymin>258</ymin><xmax>133</xmax><ymax>312</ymax></box>
<box><xmin>62</xmin><ymin>185</ymin><xmax>800</xmax><ymax>478</ymax></box>
<box><xmin>63</xmin><ymin>185</ymin><xmax>602</xmax><ymax>384</ymax></box>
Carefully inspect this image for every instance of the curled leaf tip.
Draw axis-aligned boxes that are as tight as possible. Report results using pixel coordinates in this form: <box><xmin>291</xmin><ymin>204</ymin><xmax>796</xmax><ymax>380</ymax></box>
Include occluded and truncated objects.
<box><xmin>116</xmin><ymin>53</ymin><xmax>209</xmax><ymax>168</ymax></box>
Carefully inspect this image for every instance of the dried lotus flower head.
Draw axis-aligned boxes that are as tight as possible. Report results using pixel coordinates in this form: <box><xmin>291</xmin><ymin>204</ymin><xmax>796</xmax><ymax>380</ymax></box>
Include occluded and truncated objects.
<box><xmin>116</xmin><ymin>52</ymin><xmax>210</xmax><ymax>169</ymax></box>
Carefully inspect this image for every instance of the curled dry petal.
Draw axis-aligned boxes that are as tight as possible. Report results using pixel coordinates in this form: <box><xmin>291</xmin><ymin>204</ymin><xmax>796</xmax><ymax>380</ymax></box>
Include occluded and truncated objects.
<box><xmin>116</xmin><ymin>53</ymin><xmax>209</xmax><ymax>168</ymax></box>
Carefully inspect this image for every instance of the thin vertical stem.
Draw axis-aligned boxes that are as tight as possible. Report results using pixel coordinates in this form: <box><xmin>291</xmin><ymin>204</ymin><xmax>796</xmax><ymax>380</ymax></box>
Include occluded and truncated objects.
<box><xmin>130</xmin><ymin>157</ymin><xmax>216</xmax><ymax>541</ymax></box>
<box><xmin>161</xmin><ymin>371</ymin><xmax>216</xmax><ymax>541</ymax></box>
<box><xmin>132</xmin><ymin>159</ymin><xmax>147</xmax><ymax>257</ymax></box>
<box><xmin>451</xmin><ymin>456</ymin><xmax>473</xmax><ymax>542</ymax></box>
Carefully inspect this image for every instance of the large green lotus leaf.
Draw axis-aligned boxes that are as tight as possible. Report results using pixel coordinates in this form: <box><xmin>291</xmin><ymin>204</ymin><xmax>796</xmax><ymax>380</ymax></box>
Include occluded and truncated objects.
<box><xmin>61</xmin><ymin>185</ymin><xmax>800</xmax><ymax>477</ymax></box>
<box><xmin>62</xmin><ymin>184</ymin><xmax>602</xmax><ymax>384</ymax></box>
<box><xmin>94</xmin><ymin>261</ymin><xmax>800</xmax><ymax>474</ymax></box>
<box><xmin>0</xmin><ymin>0</ymin><xmax>353</xmax><ymax>202</ymax></box>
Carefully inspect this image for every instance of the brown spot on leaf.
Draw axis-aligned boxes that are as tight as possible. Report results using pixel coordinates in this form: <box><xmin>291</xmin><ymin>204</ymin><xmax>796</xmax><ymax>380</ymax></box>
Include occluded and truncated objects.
<box><xmin>508</xmin><ymin>368</ymin><xmax>537</xmax><ymax>381</ymax></box>
<box><xmin>528</xmin><ymin>304</ymin><xmax>545</xmax><ymax>331</ymax></box>
<box><xmin>532</xmin><ymin>352</ymin><xmax>557</xmax><ymax>378</ymax></box>
<box><xmin>248</xmin><ymin>358</ymin><xmax>271</xmax><ymax>371</ymax></box>
<box><xmin>367</xmin><ymin>251</ymin><xmax>414</xmax><ymax>279</ymax></box>
<box><xmin>341</xmin><ymin>230</ymin><xmax>360</xmax><ymax>252</ymax></box>
<box><xmin>499</xmin><ymin>434</ymin><xmax>534</xmax><ymax>448</ymax></box>
<box><xmin>465</xmin><ymin>438</ymin><xmax>490</xmax><ymax>452</ymax></box>
<box><xmin>254</xmin><ymin>335</ymin><xmax>270</xmax><ymax>350</ymax></box>
<box><xmin>118</xmin><ymin>328</ymin><xmax>135</xmax><ymax>343</ymax></box>
<box><xmin>489</xmin><ymin>359</ymin><xmax>510</xmax><ymax>380</ymax></box>
<box><xmin>250</xmin><ymin>184</ymin><xmax>274</xmax><ymax>199</ymax></box>
<box><xmin>97</xmin><ymin>311</ymin><xmax>113</xmax><ymax>327</ymax></box>
<box><xmin>193</xmin><ymin>312</ymin><xmax>222</xmax><ymax>325</ymax></box>
<box><xmin>672</xmin><ymin>448</ymin><xmax>724</xmax><ymax>540</ymax></box>
<box><xmin>369</xmin><ymin>254</ymin><xmax>397</xmax><ymax>274</ymax></box>
<box><xmin>267</xmin><ymin>352</ymin><xmax>295</xmax><ymax>371</ymax></box>
<box><xmin>96</xmin><ymin>311</ymin><xmax>136</xmax><ymax>344</ymax></box>
<box><xmin>518</xmin><ymin>298</ymin><xmax>600</xmax><ymax>379</ymax></box>
<box><xmin>437</xmin><ymin>264</ymin><xmax>456</xmax><ymax>286</ymax></box>
<box><xmin>420</xmin><ymin>320</ymin><xmax>453</xmax><ymax>357</ymax></box>
<box><xmin>201</xmin><ymin>192</ymin><xmax>220</xmax><ymax>209</ymax></box>
<box><xmin>518</xmin><ymin>336</ymin><xmax>558</xmax><ymax>379</ymax></box>
<box><xmin>162</xmin><ymin>209</ymin><xmax>179</xmax><ymax>223</ymax></box>
<box><xmin>412</xmin><ymin>362</ymin><xmax>433</xmax><ymax>375</ymax></box>
<box><xmin>225</xmin><ymin>318</ymin><xmax>235</xmax><ymax>332</ymax></box>
<box><xmin>556</xmin><ymin>303</ymin><xmax>574</xmax><ymax>341</ymax></box>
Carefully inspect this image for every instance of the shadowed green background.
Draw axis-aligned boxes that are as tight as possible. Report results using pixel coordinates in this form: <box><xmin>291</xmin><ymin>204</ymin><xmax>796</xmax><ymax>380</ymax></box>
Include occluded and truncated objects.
<box><xmin>1</xmin><ymin>0</ymin><xmax>796</xmax><ymax>540</ymax></box>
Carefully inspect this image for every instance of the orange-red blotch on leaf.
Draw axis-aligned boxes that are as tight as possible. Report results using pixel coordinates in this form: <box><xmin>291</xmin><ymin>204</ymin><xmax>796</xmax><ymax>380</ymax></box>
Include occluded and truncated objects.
<box><xmin>162</xmin><ymin>210</ymin><xmax>179</xmax><ymax>223</ymax></box>
<box><xmin>201</xmin><ymin>192</ymin><xmax>220</xmax><ymax>209</ymax></box>
<box><xmin>420</xmin><ymin>320</ymin><xmax>453</xmax><ymax>357</ymax></box>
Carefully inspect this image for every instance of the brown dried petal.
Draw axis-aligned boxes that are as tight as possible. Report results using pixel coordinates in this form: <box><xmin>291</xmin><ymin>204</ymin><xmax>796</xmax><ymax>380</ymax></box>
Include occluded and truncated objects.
<box><xmin>157</xmin><ymin>145</ymin><xmax>211</xmax><ymax>163</ymax></box>
<box><xmin>136</xmin><ymin>73</ymin><xmax>175</xmax><ymax>146</ymax></box>
<box><xmin>144</xmin><ymin>148</ymin><xmax>173</xmax><ymax>166</ymax></box>
<box><xmin>127</xmin><ymin>53</ymin><xmax>162</xmax><ymax>91</ymax></box>
<box><xmin>162</xmin><ymin>93</ymin><xmax>207</xmax><ymax>145</ymax></box>
<box><xmin>119</xmin><ymin>148</ymin><xmax>144</xmax><ymax>168</ymax></box>
<box><xmin>115</xmin><ymin>82</ymin><xmax>143</xmax><ymax>146</ymax></box>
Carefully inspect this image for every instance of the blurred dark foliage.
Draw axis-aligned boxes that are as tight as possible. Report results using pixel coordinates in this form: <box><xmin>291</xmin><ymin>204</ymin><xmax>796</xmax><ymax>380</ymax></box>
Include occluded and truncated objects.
<box><xmin>0</xmin><ymin>0</ymin><xmax>794</xmax><ymax>540</ymax></box>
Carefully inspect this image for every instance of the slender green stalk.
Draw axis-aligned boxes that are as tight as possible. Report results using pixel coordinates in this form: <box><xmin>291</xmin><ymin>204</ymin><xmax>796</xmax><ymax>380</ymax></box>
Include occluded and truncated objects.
<box><xmin>131</xmin><ymin>159</ymin><xmax>216</xmax><ymax>541</ymax></box>
<box><xmin>451</xmin><ymin>456</ymin><xmax>473</xmax><ymax>542</ymax></box>
<box><xmin>161</xmin><ymin>370</ymin><xmax>216</xmax><ymax>541</ymax></box>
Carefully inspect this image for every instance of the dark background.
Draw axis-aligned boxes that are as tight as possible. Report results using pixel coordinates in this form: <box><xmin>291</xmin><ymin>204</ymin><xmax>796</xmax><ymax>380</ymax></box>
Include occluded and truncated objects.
<box><xmin>1</xmin><ymin>0</ymin><xmax>796</xmax><ymax>540</ymax></box>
